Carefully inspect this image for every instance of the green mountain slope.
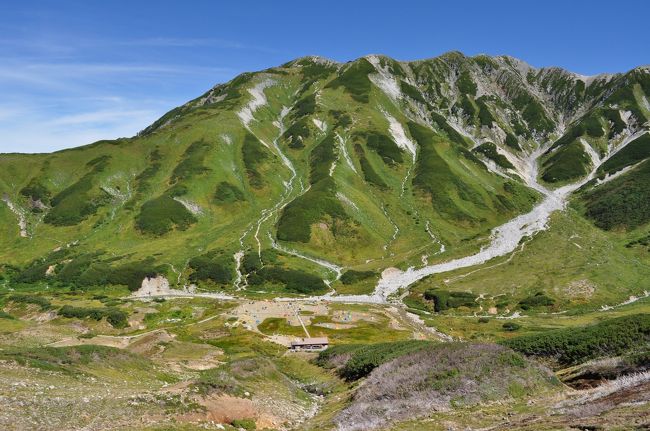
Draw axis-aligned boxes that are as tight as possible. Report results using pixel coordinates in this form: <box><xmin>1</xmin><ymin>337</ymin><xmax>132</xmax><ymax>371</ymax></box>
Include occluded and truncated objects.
<box><xmin>1</xmin><ymin>53</ymin><xmax>649</xmax><ymax>299</ymax></box>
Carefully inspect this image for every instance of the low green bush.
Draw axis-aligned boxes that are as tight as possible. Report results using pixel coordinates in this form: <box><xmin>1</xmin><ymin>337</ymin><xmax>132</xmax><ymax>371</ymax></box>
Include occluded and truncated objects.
<box><xmin>277</xmin><ymin>135</ymin><xmax>350</xmax><ymax>242</ymax></box>
<box><xmin>518</xmin><ymin>292</ymin><xmax>555</xmax><ymax>310</ymax></box>
<box><xmin>231</xmin><ymin>418</ymin><xmax>257</xmax><ymax>430</ymax></box>
<box><xmin>242</xmin><ymin>132</ymin><xmax>268</xmax><ymax>188</ymax></box>
<box><xmin>340</xmin><ymin>270</ymin><xmax>375</xmax><ymax>285</ymax></box>
<box><xmin>502</xmin><ymin>322</ymin><xmax>521</xmax><ymax>332</ymax></box>
<box><xmin>541</xmin><ymin>140</ymin><xmax>591</xmax><ymax>183</ymax></box>
<box><xmin>502</xmin><ymin>314</ymin><xmax>650</xmax><ymax>365</ymax></box>
<box><xmin>456</xmin><ymin>70</ymin><xmax>477</xmax><ymax>96</ymax></box>
<box><xmin>248</xmin><ymin>266</ymin><xmax>326</xmax><ymax>294</ymax></box>
<box><xmin>171</xmin><ymin>140</ymin><xmax>211</xmax><ymax>183</ymax></box>
<box><xmin>504</xmin><ymin>133</ymin><xmax>521</xmax><ymax>151</ymax></box>
<box><xmin>582</xmin><ymin>159</ymin><xmax>650</xmax><ymax>230</ymax></box>
<box><xmin>58</xmin><ymin>305</ymin><xmax>129</xmax><ymax>328</ymax></box>
<box><xmin>473</xmin><ymin>142</ymin><xmax>514</xmax><ymax>169</ymax></box>
<box><xmin>423</xmin><ymin>289</ymin><xmax>477</xmax><ymax>312</ymax></box>
<box><xmin>316</xmin><ymin>340</ymin><xmax>434</xmax><ymax>380</ymax></box>
<box><xmin>355</xmin><ymin>144</ymin><xmax>388</xmax><ymax>189</ymax></box>
<box><xmin>20</xmin><ymin>178</ymin><xmax>51</xmax><ymax>203</ymax></box>
<box><xmin>188</xmin><ymin>251</ymin><xmax>233</xmax><ymax>285</ymax></box>
<box><xmin>7</xmin><ymin>294</ymin><xmax>51</xmax><ymax>310</ymax></box>
<box><xmin>136</xmin><ymin>194</ymin><xmax>197</xmax><ymax>235</ymax></box>
<box><xmin>324</xmin><ymin>58</ymin><xmax>374</xmax><ymax>103</ymax></box>
<box><xmin>214</xmin><ymin>181</ymin><xmax>245</xmax><ymax>203</ymax></box>
<box><xmin>599</xmin><ymin>133</ymin><xmax>650</xmax><ymax>175</ymax></box>
<box><xmin>44</xmin><ymin>156</ymin><xmax>111</xmax><ymax>226</ymax></box>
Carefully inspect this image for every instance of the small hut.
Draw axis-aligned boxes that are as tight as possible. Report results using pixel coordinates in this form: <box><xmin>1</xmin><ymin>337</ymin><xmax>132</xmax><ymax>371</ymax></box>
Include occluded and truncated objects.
<box><xmin>289</xmin><ymin>337</ymin><xmax>329</xmax><ymax>351</ymax></box>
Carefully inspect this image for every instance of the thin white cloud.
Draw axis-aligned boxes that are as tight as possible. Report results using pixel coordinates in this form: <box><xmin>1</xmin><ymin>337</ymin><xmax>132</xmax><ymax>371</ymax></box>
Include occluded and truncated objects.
<box><xmin>0</xmin><ymin>36</ymin><xmax>279</xmax><ymax>55</ymax></box>
<box><xmin>0</xmin><ymin>107</ymin><xmax>162</xmax><ymax>154</ymax></box>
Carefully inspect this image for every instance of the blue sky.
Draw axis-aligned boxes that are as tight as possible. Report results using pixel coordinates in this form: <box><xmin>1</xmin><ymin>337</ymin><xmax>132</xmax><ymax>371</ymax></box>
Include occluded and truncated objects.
<box><xmin>1</xmin><ymin>0</ymin><xmax>648</xmax><ymax>153</ymax></box>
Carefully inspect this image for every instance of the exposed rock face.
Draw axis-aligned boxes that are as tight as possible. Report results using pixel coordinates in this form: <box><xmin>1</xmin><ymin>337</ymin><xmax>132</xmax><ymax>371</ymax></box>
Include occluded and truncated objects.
<box><xmin>135</xmin><ymin>275</ymin><xmax>171</xmax><ymax>296</ymax></box>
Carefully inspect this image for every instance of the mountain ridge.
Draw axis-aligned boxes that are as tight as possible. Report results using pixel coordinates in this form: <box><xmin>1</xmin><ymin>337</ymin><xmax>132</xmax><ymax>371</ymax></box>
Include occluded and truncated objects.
<box><xmin>1</xmin><ymin>51</ymin><xmax>649</xmax><ymax>308</ymax></box>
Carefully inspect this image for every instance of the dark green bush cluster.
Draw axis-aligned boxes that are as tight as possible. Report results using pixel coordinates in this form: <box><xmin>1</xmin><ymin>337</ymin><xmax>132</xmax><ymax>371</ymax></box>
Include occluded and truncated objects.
<box><xmin>340</xmin><ymin>270</ymin><xmax>375</xmax><ymax>285</ymax></box>
<box><xmin>13</xmin><ymin>262</ymin><xmax>53</xmax><ymax>284</ymax></box>
<box><xmin>541</xmin><ymin>140</ymin><xmax>591</xmax><ymax>183</ymax></box>
<box><xmin>277</xmin><ymin>178</ymin><xmax>349</xmax><ymax>242</ymax></box>
<box><xmin>188</xmin><ymin>251</ymin><xmax>233</xmax><ymax>285</ymax></box>
<box><xmin>424</xmin><ymin>289</ymin><xmax>477</xmax><ymax>312</ymax></box>
<box><xmin>309</xmin><ymin>134</ymin><xmax>337</xmax><ymax>184</ymax></box>
<box><xmin>456</xmin><ymin>70</ymin><xmax>477</xmax><ymax>96</ymax></box>
<box><xmin>476</xmin><ymin>98</ymin><xmax>497</xmax><ymax>127</ymax></box>
<box><xmin>242</xmin><ymin>132</ymin><xmax>268</xmax><ymax>188</ymax></box>
<box><xmin>100</xmin><ymin>259</ymin><xmax>160</xmax><ymax>291</ymax></box>
<box><xmin>277</xmin><ymin>135</ymin><xmax>349</xmax><ymax>242</ymax></box>
<box><xmin>357</xmin><ymin>131</ymin><xmax>403</xmax><ymax>165</ymax></box>
<box><xmin>316</xmin><ymin>340</ymin><xmax>434</xmax><ymax>380</ymax></box>
<box><xmin>136</xmin><ymin>194</ymin><xmax>197</xmax><ymax>235</ymax></box>
<box><xmin>214</xmin><ymin>181</ymin><xmax>245</xmax><ymax>204</ymax></box>
<box><xmin>502</xmin><ymin>314</ymin><xmax>650</xmax><ymax>365</ymax></box>
<box><xmin>582</xmin><ymin>159</ymin><xmax>650</xmax><ymax>230</ymax></box>
<box><xmin>504</xmin><ymin>133</ymin><xmax>521</xmax><ymax>151</ymax></box>
<box><xmin>7</xmin><ymin>294</ymin><xmax>51</xmax><ymax>310</ymax></box>
<box><xmin>547</xmin><ymin>125</ymin><xmax>585</xmax><ymax>153</ymax></box>
<box><xmin>409</xmin><ymin>121</ymin><xmax>477</xmax><ymax>221</ymax></box>
<box><xmin>329</xmin><ymin>110</ymin><xmax>352</xmax><ymax>129</ymax></box>
<box><xmin>44</xmin><ymin>155</ymin><xmax>111</xmax><ymax>226</ymax></box>
<box><xmin>282</xmin><ymin>118</ymin><xmax>311</xmax><ymax>149</ymax></box>
<box><xmin>291</xmin><ymin>93</ymin><xmax>317</xmax><ymax>119</ymax></box>
<box><xmin>602</xmin><ymin>109</ymin><xmax>626</xmax><ymax>137</ymax></box>
<box><xmin>124</xmin><ymin>148</ymin><xmax>163</xmax><ymax>210</ymax></box>
<box><xmin>20</xmin><ymin>178</ymin><xmax>51</xmax><ymax>204</ymax></box>
<box><xmin>58</xmin><ymin>305</ymin><xmax>128</xmax><ymax>328</ymax></box>
<box><xmin>0</xmin><ymin>311</ymin><xmax>15</xmax><ymax>319</ymax></box>
<box><xmin>296</xmin><ymin>58</ymin><xmax>337</xmax><ymax>82</ymax></box>
<box><xmin>458</xmin><ymin>94</ymin><xmax>476</xmax><ymax>118</ymax></box>
<box><xmin>400</xmin><ymin>80</ymin><xmax>427</xmax><ymax>104</ymax></box>
<box><xmin>248</xmin><ymin>266</ymin><xmax>327</xmax><ymax>294</ymax></box>
<box><xmin>354</xmin><ymin>144</ymin><xmax>388</xmax><ymax>189</ymax></box>
<box><xmin>626</xmin><ymin>233</ymin><xmax>650</xmax><ymax>250</ymax></box>
<box><xmin>325</xmin><ymin>58</ymin><xmax>374</xmax><ymax>103</ymax></box>
<box><xmin>231</xmin><ymin>419</ymin><xmax>256</xmax><ymax>430</ymax></box>
<box><xmin>241</xmin><ymin>250</ymin><xmax>278</xmax><ymax>274</ymax></box>
<box><xmin>599</xmin><ymin>132</ymin><xmax>650</xmax><ymax>175</ymax></box>
<box><xmin>518</xmin><ymin>292</ymin><xmax>555</xmax><ymax>310</ymax></box>
<box><xmin>511</xmin><ymin>92</ymin><xmax>554</xmax><ymax>134</ymax></box>
<box><xmin>581</xmin><ymin>115</ymin><xmax>605</xmax><ymax>137</ymax></box>
<box><xmin>502</xmin><ymin>322</ymin><xmax>521</xmax><ymax>332</ymax></box>
<box><xmin>429</xmin><ymin>111</ymin><xmax>467</xmax><ymax>147</ymax></box>
<box><xmin>21</xmin><ymin>252</ymin><xmax>161</xmax><ymax>291</ymax></box>
<box><xmin>473</xmin><ymin>142</ymin><xmax>514</xmax><ymax>169</ymax></box>
<box><xmin>171</xmin><ymin>140</ymin><xmax>211</xmax><ymax>183</ymax></box>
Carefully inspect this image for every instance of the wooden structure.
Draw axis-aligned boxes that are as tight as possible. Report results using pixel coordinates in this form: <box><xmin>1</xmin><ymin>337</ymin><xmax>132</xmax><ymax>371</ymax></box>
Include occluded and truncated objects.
<box><xmin>289</xmin><ymin>337</ymin><xmax>329</xmax><ymax>351</ymax></box>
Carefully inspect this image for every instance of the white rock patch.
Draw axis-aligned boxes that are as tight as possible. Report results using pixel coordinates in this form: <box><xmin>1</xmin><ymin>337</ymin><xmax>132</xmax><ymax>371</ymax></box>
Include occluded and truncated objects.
<box><xmin>1</xmin><ymin>196</ymin><xmax>28</xmax><ymax>237</ymax></box>
<box><xmin>173</xmin><ymin>197</ymin><xmax>202</xmax><ymax>215</ymax></box>
<box><xmin>237</xmin><ymin>79</ymin><xmax>275</xmax><ymax>128</ymax></box>
<box><xmin>383</xmin><ymin>112</ymin><xmax>417</xmax><ymax>161</ymax></box>
<box><xmin>366</xmin><ymin>55</ymin><xmax>402</xmax><ymax>101</ymax></box>
<box><xmin>336</xmin><ymin>192</ymin><xmax>359</xmax><ymax>211</ymax></box>
<box><xmin>312</xmin><ymin>118</ymin><xmax>327</xmax><ymax>132</ymax></box>
<box><xmin>580</xmin><ymin>138</ymin><xmax>601</xmax><ymax>167</ymax></box>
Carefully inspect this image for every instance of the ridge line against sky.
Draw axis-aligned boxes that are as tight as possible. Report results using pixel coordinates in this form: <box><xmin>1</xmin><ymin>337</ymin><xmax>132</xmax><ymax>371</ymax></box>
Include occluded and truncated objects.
<box><xmin>1</xmin><ymin>0</ymin><xmax>649</xmax><ymax>154</ymax></box>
